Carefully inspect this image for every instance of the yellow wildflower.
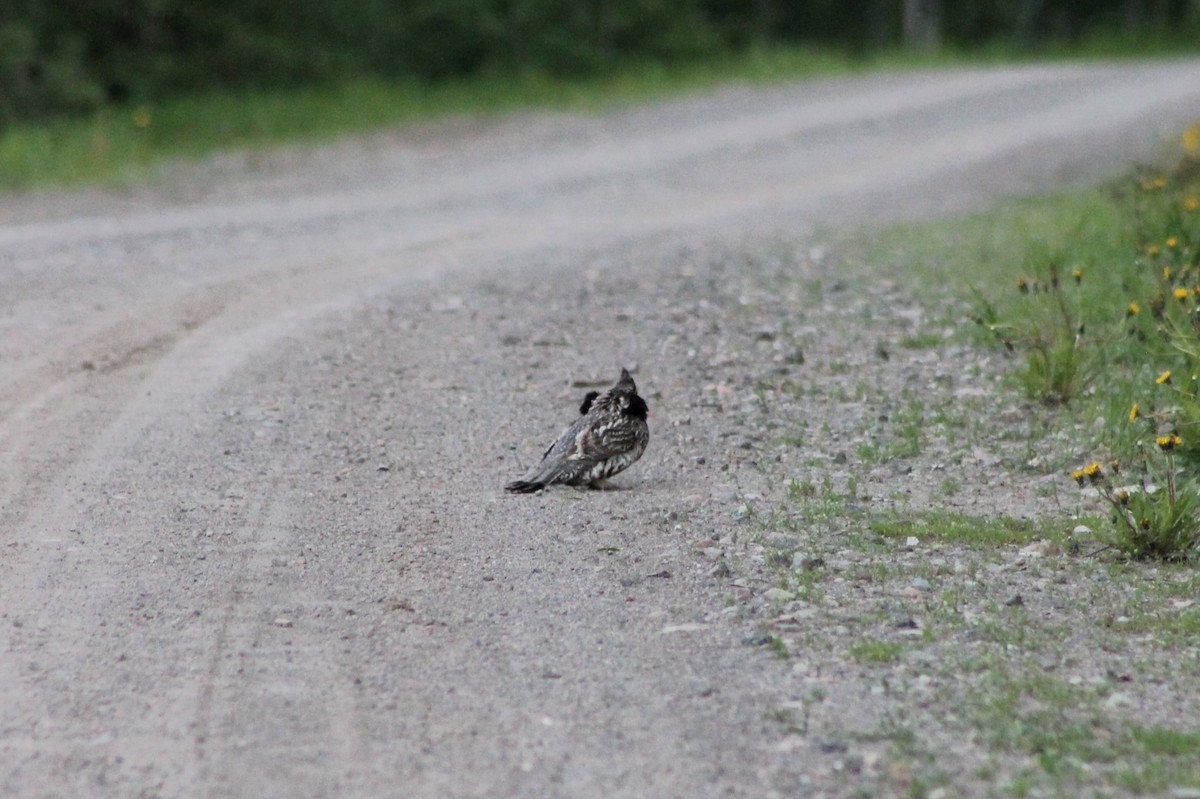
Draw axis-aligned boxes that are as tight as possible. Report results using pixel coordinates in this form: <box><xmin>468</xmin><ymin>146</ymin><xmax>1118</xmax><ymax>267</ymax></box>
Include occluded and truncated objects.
<box><xmin>1129</xmin><ymin>402</ymin><xmax>1139</xmax><ymax>421</ymax></box>
<box><xmin>1071</xmin><ymin>469</ymin><xmax>1085</xmax><ymax>486</ymax></box>
<box><xmin>1175</xmin><ymin>287</ymin><xmax>1189</xmax><ymax>301</ymax></box>
<box><xmin>1072</xmin><ymin>268</ymin><xmax>1083</xmax><ymax>284</ymax></box>
<box><xmin>1185</xmin><ymin>197</ymin><xmax>1199</xmax><ymax>212</ymax></box>
<box><xmin>1164</xmin><ymin>266</ymin><xmax>1172</xmax><ymax>281</ymax></box>
<box><xmin>1127</xmin><ymin>302</ymin><xmax>1141</xmax><ymax>316</ymax></box>
<box><xmin>1083</xmin><ymin>462</ymin><xmax>1103</xmax><ymax>483</ymax></box>
<box><xmin>1148</xmin><ymin>245</ymin><xmax>1161</xmax><ymax>257</ymax></box>
<box><xmin>1167</xmin><ymin>237</ymin><xmax>1179</xmax><ymax>250</ymax></box>
<box><xmin>1157</xmin><ymin>433</ymin><xmax>1182</xmax><ymax>451</ymax></box>
<box><xmin>1157</xmin><ymin>370</ymin><xmax>1173</xmax><ymax>384</ymax></box>
<box><xmin>1185</xmin><ymin>123</ymin><xmax>1200</xmax><ymax>156</ymax></box>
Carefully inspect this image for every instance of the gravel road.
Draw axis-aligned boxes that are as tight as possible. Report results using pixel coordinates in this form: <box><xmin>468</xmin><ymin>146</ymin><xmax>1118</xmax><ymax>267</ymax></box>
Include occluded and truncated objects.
<box><xmin>3</xmin><ymin>61</ymin><xmax>1200</xmax><ymax>798</ymax></box>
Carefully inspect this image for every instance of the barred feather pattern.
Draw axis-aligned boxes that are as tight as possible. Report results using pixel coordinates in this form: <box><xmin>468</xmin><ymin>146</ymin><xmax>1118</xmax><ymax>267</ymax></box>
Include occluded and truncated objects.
<box><xmin>506</xmin><ymin>369</ymin><xmax>649</xmax><ymax>493</ymax></box>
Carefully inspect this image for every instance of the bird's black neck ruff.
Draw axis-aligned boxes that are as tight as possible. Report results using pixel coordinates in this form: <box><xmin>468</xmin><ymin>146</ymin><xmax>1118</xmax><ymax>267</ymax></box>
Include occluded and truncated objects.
<box><xmin>579</xmin><ymin>391</ymin><xmax>600</xmax><ymax>415</ymax></box>
<box><xmin>625</xmin><ymin>394</ymin><xmax>649</xmax><ymax>421</ymax></box>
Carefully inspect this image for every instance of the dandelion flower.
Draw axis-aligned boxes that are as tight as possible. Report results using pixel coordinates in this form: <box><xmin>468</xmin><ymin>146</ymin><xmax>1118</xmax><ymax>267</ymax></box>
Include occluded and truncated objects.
<box><xmin>1167</xmin><ymin>237</ymin><xmax>1179</xmax><ymax>250</ymax></box>
<box><xmin>1072</xmin><ymin>469</ymin><xmax>1085</xmax><ymax>486</ymax></box>
<box><xmin>1164</xmin><ymin>266</ymin><xmax>1172</xmax><ymax>281</ymax></box>
<box><xmin>1186</xmin><ymin>197</ymin><xmax>1199</xmax><ymax>212</ymax></box>
<box><xmin>1148</xmin><ymin>245</ymin><xmax>1161</xmax><ymax>257</ymax></box>
<box><xmin>1072</xmin><ymin>268</ymin><xmax>1083</xmax><ymax>284</ymax></box>
<box><xmin>1129</xmin><ymin>402</ymin><xmax>1139</xmax><ymax>421</ymax></box>
<box><xmin>1127</xmin><ymin>302</ymin><xmax>1141</xmax><ymax>316</ymax></box>
<box><xmin>1084</xmin><ymin>462</ymin><xmax>1103</xmax><ymax>483</ymax></box>
<box><xmin>1185</xmin><ymin>123</ymin><xmax>1200</xmax><ymax>156</ymax></box>
<box><xmin>1109</xmin><ymin>458</ymin><xmax>1121</xmax><ymax>474</ymax></box>
<box><xmin>1157</xmin><ymin>433</ymin><xmax>1182</xmax><ymax>451</ymax></box>
<box><xmin>1157</xmin><ymin>370</ymin><xmax>1173</xmax><ymax>384</ymax></box>
<box><xmin>1175</xmin><ymin>287</ymin><xmax>1189</xmax><ymax>301</ymax></box>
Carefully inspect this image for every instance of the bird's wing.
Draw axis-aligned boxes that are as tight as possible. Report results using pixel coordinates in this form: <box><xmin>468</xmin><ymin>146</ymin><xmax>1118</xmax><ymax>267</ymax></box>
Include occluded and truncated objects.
<box><xmin>541</xmin><ymin>415</ymin><xmax>590</xmax><ymax>460</ymax></box>
<box><xmin>564</xmin><ymin>415</ymin><xmax>640</xmax><ymax>462</ymax></box>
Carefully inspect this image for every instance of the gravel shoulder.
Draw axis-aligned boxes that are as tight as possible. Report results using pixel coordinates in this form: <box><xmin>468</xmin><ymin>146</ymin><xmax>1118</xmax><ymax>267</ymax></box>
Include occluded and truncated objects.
<box><xmin>3</xmin><ymin>62</ymin><xmax>1200</xmax><ymax>798</ymax></box>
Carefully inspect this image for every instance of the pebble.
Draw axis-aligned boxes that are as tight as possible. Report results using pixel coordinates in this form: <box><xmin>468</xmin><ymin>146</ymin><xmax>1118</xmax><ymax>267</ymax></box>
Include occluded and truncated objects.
<box><xmin>662</xmin><ymin>623</ymin><xmax>708</xmax><ymax>634</ymax></box>
<box><xmin>764</xmin><ymin>588</ymin><xmax>796</xmax><ymax>603</ymax></box>
<box><xmin>1104</xmin><ymin>691</ymin><xmax>1133</xmax><ymax>709</ymax></box>
<box><xmin>710</xmin><ymin>561</ymin><xmax>732</xmax><ymax>578</ymax></box>
<box><xmin>910</xmin><ymin>577</ymin><xmax>932</xmax><ymax>592</ymax></box>
<box><xmin>1017</xmin><ymin>540</ymin><xmax>1050</xmax><ymax>558</ymax></box>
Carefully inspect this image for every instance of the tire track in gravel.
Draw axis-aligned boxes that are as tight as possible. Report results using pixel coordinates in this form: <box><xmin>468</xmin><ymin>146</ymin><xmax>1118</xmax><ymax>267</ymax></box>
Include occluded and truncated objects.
<box><xmin>3</xmin><ymin>61</ymin><xmax>1200</xmax><ymax>797</ymax></box>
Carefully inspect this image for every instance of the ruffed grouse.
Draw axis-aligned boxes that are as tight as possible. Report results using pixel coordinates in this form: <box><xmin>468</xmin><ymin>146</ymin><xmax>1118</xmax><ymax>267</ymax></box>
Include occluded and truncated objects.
<box><xmin>506</xmin><ymin>369</ymin><xmax>649</xmax><ymax>493</ymax></box>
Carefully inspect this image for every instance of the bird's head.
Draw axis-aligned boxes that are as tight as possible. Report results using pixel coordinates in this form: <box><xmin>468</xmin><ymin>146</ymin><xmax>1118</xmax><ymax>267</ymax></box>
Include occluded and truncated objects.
<box><xmin>613</xmin><ymin>369</ymin><xmax>648</xmax><ymax>420</ymax></box>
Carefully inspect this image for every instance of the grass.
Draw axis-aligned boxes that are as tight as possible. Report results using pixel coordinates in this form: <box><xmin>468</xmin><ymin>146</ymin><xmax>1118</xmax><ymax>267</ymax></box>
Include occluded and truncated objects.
<box><xmin>869</xmin><ymin>131</ymin><xmax>1200</xmax><ymax>561</ymax></box>
<box><xmin>0</xmin><ymin>46</ymin><xmax>865</xmax><ymax>191</ymax></box>
<box><xmin>745</xmin><ymin>139</ymin><xmax>1200</xmax><ymax>794</ymax></box>
<box><xmin>6</xmin><ymin>36</ymin><xmax>1200</xmax><ymax>193</ymax></box>
<box><xmin>848</xmin><ymin>639</ymin><xmax>904</xmax><ymax>664</ymax></box>
<box><xmin>972</xmin><ymin>668</ymin><xmax>1200</xmax><ymax>794</ymax></box>
<box><xmin>868</xmin><ymin>511</ymin><xmax>1066</xmax><ymax>547</ymax></box>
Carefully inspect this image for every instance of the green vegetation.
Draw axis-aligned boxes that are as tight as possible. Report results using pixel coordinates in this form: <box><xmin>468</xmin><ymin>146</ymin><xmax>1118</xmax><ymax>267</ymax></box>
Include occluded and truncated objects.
<box><xmin>873</xmin><ymin>123</ymin><xmax>1200</xmax><ymax>562</ymax></box>
<box><xmin>848</xmin><ymin>639</ymin><xmax>904</xmax><ymax>664</ymax></box>
<box><xmin>739</xmin><ymin>132</ymin><xmax>1200</xmax><ymax>794</ymax></box>
<box><xmin>7</xmin><ymin>1</ymin><xmax>1199</xmax><ymax>128</ymax></box>
<box><xmin>4</xmin><ymin>2</ymin><xmax>1200</xmax><ymax>191</ymax></box>
<box><xmin>868</xmin><ymin>511</ymin><xmax>1064</xmax><ymax>547</ymax></box>
<box><xmin>0</xmin><ymin>48</ymin><xmax>856</xmax><ymax>190</ymax></box>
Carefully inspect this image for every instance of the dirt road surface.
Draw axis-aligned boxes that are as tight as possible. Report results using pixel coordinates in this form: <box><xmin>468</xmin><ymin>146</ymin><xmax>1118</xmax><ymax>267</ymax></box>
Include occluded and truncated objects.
<box><xmin>3</xmin><ymin>62</ymin><xmax>1200</xmax><ymax>798</ymax></box>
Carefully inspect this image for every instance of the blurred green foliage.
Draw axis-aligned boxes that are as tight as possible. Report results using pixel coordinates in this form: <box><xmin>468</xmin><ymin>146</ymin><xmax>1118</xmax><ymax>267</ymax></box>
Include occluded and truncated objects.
<box><xmin>1</xmin><ymin>0</ymin><xmax>1198</xmax><ymax>126</ymax></box>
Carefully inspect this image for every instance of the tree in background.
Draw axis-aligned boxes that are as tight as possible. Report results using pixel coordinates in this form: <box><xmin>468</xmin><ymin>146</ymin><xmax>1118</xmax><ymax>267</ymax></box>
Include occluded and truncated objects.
<box><xmin>1</xmin><ymin>0</ymin><xmax>1197</xmax><ymax>127</ymax></box>
<box><xmin>903</xmin><ymin>0</ymin><xmax>941</xmax><ymax>51</ymax></box>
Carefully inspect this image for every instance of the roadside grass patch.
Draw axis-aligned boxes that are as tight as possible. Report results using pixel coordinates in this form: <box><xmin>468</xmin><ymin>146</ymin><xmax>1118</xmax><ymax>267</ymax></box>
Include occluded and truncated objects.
<box><xmin>0</xmin><ymin>46</ymin><xmax>867</xmax><ymax>191</ymax></box>
<box><xmin>769</xmin><ymin>477</ymin><xmax>864</xmax><ymax>534</ymax></box>
<box><xmin>868</xmin><ymin>511</ymin><xmax>1065</xmax><ymax>548</ymax></box>
<box><xmin>873</xmin><ymin>123</ymin><xmax>1200</xmax><ymax>563</ymax></box>
<box><xmin>1116</xmin><ymin>604</ymin><xmax>1200</xmax><ymax>643</ymax></box>
<box><xmin>857</xmin><ymin>393</ymin><xmax>927</xmax><ymax>464</ymax></box>
<box><xmin>934</xmin><ymin>650</ymin><xmax>1200</xmax><ymax>794</ymax></box>
<box><xmin>898</xmin><ymin>330</ymin><xmax>944</xmax><ymax>349</ymax></box>
<box><xmin>848</xmin><ymin>639</ymin><xmax>904</xmax><ymax>664</ymax></box>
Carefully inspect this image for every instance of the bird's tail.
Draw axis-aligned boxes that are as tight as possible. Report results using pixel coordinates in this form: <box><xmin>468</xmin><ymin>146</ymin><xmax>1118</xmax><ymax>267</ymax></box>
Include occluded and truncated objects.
<box><xmin>504</xmin><ymin>478</ymin><xmax>545</xmax><ymax>493</ymax></box>
<box><xmin>506</xmin><ymin>457</ymin><xmax>574</xmax><ymax>493</ymax></box>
